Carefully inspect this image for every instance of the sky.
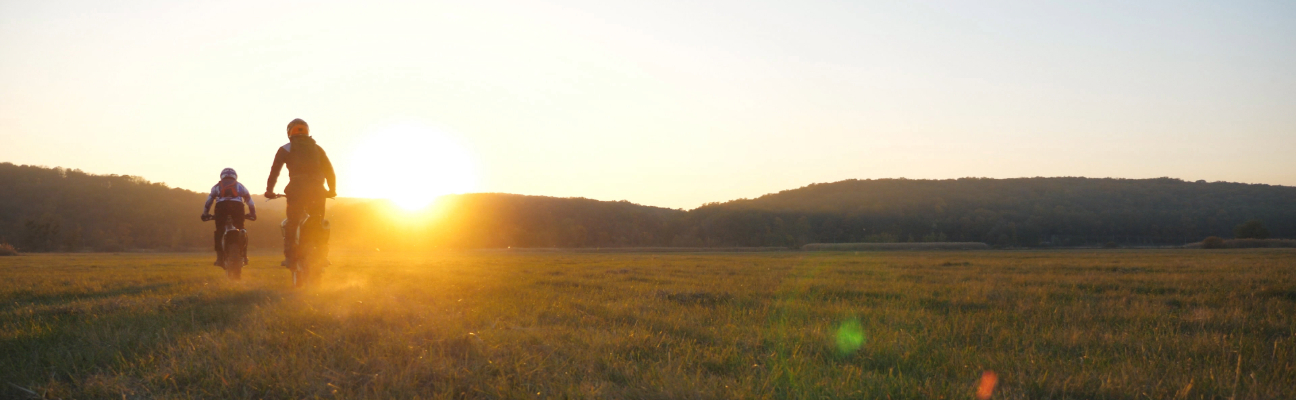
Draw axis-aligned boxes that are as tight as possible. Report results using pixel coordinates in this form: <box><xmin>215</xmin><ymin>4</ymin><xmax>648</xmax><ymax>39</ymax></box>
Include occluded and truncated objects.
<box><xmin>2</xmin><ymin>0</ymin><xmax>1294</xmax><ymax>209</ymax></box>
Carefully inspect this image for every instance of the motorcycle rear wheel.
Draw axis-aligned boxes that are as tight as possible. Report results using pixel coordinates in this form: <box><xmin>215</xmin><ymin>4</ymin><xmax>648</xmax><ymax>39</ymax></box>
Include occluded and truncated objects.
<box><xmin>223</xmin><ymin>239</ymin><xmax>242</xmax><ymax>280</ymax></box>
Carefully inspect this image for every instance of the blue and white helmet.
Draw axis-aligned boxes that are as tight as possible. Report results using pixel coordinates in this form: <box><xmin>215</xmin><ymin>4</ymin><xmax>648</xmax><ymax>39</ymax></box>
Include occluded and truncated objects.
<box><xmin>220</xmin><ymin>168</ymin><xmax>238</xmax><ymax>180</ymax></box>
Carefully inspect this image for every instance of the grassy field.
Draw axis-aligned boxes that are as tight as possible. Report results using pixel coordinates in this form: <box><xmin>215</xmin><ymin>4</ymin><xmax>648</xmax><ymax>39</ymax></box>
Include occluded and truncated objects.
<box><xmin>1</xmin><ymin>250</ymin><xmax>1294</xmax><ymax>399</ymax></box>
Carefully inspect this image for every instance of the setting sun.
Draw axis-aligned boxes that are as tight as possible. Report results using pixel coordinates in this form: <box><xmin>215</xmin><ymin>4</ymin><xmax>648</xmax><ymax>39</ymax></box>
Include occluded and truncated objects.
<box><xmin>344</xmin><ymin>123</ymin><xmax>479</xmax><ymax>210</ymax></box>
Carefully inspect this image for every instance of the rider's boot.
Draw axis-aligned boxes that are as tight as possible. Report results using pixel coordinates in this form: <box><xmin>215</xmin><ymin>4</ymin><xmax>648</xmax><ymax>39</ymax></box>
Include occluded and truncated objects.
<box><xmin>214</xmin><ymin>252</ymin><xmax>224</xmax><ymax>266</ymax></box>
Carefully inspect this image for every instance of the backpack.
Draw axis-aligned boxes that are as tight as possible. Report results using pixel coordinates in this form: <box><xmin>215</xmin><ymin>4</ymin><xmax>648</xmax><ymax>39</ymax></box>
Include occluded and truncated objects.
<box><xmin>218</xmin><ymin>180</ymin><xmax>241</xmax><ymax>199</ymax></box>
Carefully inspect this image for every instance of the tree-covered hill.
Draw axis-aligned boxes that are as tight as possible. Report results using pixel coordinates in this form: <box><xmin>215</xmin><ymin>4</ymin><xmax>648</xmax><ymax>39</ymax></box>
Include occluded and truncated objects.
<box><xmin>0</xmin><ymin>163</ymin><xmax>226</xmax><ymax>251</ymax></box>
<box><xmin>3</xmin><ymin>162</ymin><xmax>1294</xmax><ymax>251</ymax></box>
<box><xmin>0</xmin><ymin>163</ymin><xmax>307</xmax><ymax>251</ymax></box>
<box><xmin>0</xmin><ymin>163</ymin><xmax>682</xmax><ymax>252</ymax></box>
<box><xmin>680</xmin><ymin>177</ymin><xmax>1296</xmax><ymax>247</ymax></box>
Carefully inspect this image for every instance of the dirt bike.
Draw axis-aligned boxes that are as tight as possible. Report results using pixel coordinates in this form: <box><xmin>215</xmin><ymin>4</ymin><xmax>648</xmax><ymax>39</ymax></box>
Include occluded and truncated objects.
<box><xmin>202</xmin><ymin>210</ymin><xmax>251</xmax><ymax>280</ymax></box>
<box><xmin>267</xmin><ymin>193</ymin><xmax>331</xmax><ymax>288</ymax></box>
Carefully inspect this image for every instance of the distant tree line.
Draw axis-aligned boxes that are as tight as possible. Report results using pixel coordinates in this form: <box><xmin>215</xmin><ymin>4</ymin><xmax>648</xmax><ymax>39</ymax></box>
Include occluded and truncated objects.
<box><xmin>669</xmin><ymin>178</ymin><xmax>1296</xmax><ymax>247</ymax></box>
<box><xmin>2</xmin><ymin>163</ymin><xmax>1293</xmax><ymax>251</ymax></box>
<box><xmin>0</xmin><ymin>163</ymin><xmax>286</xmax><ymax>252</ymax></box>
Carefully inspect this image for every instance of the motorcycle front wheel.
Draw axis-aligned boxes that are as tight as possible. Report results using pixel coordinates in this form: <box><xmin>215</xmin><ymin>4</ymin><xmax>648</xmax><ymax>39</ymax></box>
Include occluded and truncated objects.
<box><xmin>291</xmin><ymin>258</ymin><xmax>309</xmax><ymax>288</ymax></box>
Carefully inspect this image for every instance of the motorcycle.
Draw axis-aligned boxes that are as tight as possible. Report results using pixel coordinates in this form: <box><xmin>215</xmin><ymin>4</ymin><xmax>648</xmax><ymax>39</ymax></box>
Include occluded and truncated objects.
<box><xmin>267</xmin><ymin>193</ymin><xmax>331</xmax><ymax>288</ymax></box>
<box><xmin>202</xmin><ymin>210</ymin><xmax>251</xmax><ymax>280</ymax></box>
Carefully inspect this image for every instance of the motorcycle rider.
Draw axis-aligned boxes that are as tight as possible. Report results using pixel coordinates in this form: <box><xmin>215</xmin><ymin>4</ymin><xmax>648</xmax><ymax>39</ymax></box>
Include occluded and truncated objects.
<box><xmin>265</xmin><ymin>118</ymin><xmax>336</xmax><ymax>267</ymax></box>
<box><xmin>201</xmin><ymin>168</ymin><xmax>257</xmax><ymax>266</ymax></box>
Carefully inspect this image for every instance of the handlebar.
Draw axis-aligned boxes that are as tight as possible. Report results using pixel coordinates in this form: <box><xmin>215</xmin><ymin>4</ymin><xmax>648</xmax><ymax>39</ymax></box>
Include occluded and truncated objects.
<box><xmin>202</xmin><ymin>214</ymin><xmax>256</xmax><ymax>221</ymax></box>
<box><xmin>266</xmin><ymin>193</ymin><xmax>336</xmax><ymax>201</ymax></box>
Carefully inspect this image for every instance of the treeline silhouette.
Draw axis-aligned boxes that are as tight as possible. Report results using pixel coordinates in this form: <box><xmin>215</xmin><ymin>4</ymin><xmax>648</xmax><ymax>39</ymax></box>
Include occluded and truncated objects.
<box><xmin>0</xmin><ymin>163</ymin><xmax>287</xmax><ymax>252</ymax></box>
<box><xmin>677</xmin><ymin>177</ymin><xmax>1296</xmax><ymax>247</ymax></box>
<box><xmin>2</xmin><ymin>162</ymin><xmax>1293</xmax><ymax>251</ymax></box>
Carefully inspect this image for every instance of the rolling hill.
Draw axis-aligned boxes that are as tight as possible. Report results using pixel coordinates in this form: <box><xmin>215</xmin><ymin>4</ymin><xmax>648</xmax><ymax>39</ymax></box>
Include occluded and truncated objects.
<box><xmin>680</xmin><ymin>177</ymin><xmax>1296</xmax><ymax>247</ymax></box>
<box><xmin>2</xmin><ymin>162</ymin><xmax>1293</xmax><ymax>251</ymax></box>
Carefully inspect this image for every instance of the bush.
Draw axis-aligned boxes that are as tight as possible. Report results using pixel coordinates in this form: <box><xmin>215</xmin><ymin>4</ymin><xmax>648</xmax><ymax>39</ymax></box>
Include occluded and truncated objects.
<box><xmin>1235</xmin><ymin>220</ymin><xmax>1271</xmax><ymax>239</ymax></box>
<box><xmin>1186</xmin><ymin>238</ymin><xmax>1296</xmax><ymax>249</ymax></box>
<box><xmin>0</xmin><ymin>243</ymin><xmax>17</xmax><ymax>256</ymax></box>
<box><xmin>1201</xmin><ymin>236</ymin><xmax>1226</xmax><ymax>249</ymax></box>
<box><xmin>1224</xmin><ymin>238</ymin><xmax>1296</xmax><ymax>249</ymax></box>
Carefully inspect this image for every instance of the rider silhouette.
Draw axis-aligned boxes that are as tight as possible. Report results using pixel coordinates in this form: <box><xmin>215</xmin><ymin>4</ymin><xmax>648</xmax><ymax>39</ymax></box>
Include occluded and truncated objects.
<box><xmin>265</xmin><ymin>118</ymin><xmax>336</xmax><ymax>266</ymax></box>
<box><xmin>201</xmin><ymin>168</ymin><xmax>256</xmax><ymax>266</ymax></box>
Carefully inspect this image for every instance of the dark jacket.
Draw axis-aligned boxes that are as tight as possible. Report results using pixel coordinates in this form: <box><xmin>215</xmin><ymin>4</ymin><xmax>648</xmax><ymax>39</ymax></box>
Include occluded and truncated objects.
<box><xmin>266</xmin><ymin>135</ymin><xmax>336</xmax><ymax>195</ymax></box>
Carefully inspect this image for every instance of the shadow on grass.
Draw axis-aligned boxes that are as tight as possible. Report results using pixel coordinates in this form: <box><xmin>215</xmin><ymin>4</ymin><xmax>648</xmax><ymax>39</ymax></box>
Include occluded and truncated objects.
<box><xmin>0</xmin><ymin>282</ymin><xmax>182</xmax><ymax>313</ymax></box>
<box><xmin>0</xmin><ymin>287</ymin><xmax>278</xmax><ymax>397</ymax></box>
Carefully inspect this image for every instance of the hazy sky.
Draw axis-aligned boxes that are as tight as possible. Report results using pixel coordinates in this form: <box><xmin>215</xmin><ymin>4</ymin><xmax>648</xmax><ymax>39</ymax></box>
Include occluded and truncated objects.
<box><xmin>2</xmin><ymin>0</ymin><xmax>1293</xmax><ymax>209</ymax></box>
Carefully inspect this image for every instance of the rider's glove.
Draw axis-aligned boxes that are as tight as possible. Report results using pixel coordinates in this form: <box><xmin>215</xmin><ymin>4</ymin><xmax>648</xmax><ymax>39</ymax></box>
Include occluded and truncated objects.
<box><xmin>201</xmin><ymin>213</ymin><xmax>212</xmax><ymax>221</ymax></box>
<box><xmin>264</xmin><ymin>191</ymin><xmax>276</xmax><ymax>199</ymax></box>
<box><xmin>327</xmin><ymin>190</ymin><xmax>337</xmax><ymax>199</ymax></box>
<box><xmin>245</xmin><ymin>213</ymin><xmax>257</xmax><ymax>221</ymax></box>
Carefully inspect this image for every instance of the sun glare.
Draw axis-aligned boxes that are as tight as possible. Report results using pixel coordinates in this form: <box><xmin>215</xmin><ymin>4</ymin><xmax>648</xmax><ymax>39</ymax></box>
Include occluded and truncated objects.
<box><xmin>345</xmin><ymin>123</ymin><xmax>479</xmax><ymax>210</ymax></box>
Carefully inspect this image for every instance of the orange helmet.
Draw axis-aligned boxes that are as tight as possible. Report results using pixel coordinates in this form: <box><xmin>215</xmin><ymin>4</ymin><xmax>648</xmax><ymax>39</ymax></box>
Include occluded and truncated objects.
<box><xmin>287</xmin><ymin>118</ymin><xmax>309</xmax><ymax>137</ymax></box>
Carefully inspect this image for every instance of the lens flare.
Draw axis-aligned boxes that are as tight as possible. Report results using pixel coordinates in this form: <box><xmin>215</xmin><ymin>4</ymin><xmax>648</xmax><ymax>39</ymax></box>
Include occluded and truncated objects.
<box><xmin>976</xmin><ymin>370</ymin><xmax>998</xmax><ymax>399</ymax></box>
<box><xmin>835</xmin><ymin>318</ymin><xmax>866</xmax><ymax>355</ymax></box>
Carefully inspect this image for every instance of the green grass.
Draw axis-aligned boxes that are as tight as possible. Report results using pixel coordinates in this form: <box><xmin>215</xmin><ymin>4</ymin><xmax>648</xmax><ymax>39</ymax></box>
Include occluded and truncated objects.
<box><xmin>2</xmin><ymin>250</ymin><xmax>1294</xmax><ymax>399</ymax></box>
